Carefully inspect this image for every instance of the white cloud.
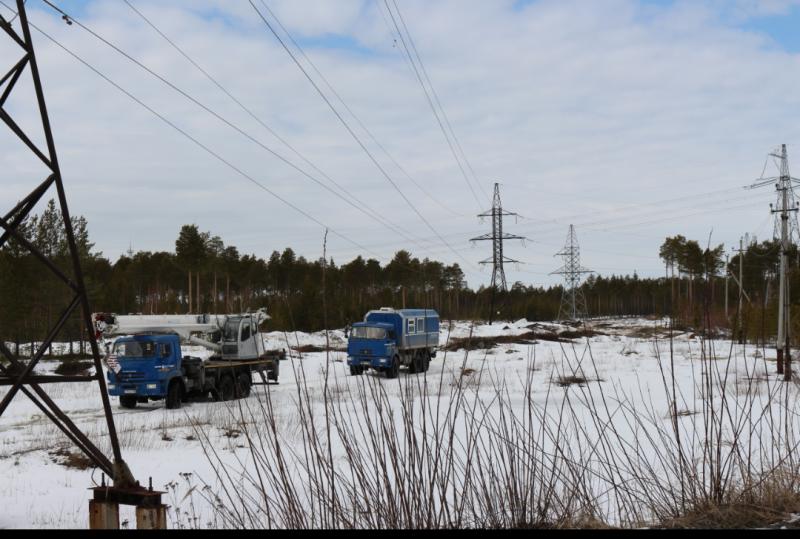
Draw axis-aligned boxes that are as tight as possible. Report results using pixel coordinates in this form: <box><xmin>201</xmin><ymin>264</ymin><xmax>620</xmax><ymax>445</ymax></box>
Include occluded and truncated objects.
<box><xmin>1</xmin><ymin>0</ymin><xmax>800</xmax><ymax>288</ymax></box>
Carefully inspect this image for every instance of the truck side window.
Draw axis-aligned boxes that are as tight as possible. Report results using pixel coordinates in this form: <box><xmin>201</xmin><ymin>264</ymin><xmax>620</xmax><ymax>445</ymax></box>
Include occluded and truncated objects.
<box><xmin>162</xmin><ymin>343</ymin><xmax>171</xmax><ymax>358</ymax></box>
<box><xmin>408</xmin><ymin>319</ymin><xmax>416</xmax><ymax>334</ymax></box>
<box><xmin>241</xmin><ymin>324</ymin><xmax>251</xmax><ymax>342</ymax></box>
<box><xmin>417</xmin><ymin>318</ymin><xmax>424</xmax><ymax>333</ymax></box>
<box><xmin>388</xmin><ymin>330</ymin><xmax>396</xmax><ymax>340</ymax></box>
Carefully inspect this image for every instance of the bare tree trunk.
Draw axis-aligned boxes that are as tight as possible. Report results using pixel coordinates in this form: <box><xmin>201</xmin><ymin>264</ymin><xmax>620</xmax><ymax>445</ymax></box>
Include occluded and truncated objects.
<box><xmin>213</xmin><ymin>271</ymin><xmax>218</xmax><ymax>314</ymax></box>
<box><xmin>226</xmin><ymin>274</ymin><xmax>230</xmax><ymax>314</ymax></box>
<box><xmin>196</xmin><ymin>272</ymin><xmax>201</xmax><ymax>314</ymax></box>
<box><xmin>188</xmin><ymin>270</ymin><xmax>193</xmax><ymax>314</ymax></box>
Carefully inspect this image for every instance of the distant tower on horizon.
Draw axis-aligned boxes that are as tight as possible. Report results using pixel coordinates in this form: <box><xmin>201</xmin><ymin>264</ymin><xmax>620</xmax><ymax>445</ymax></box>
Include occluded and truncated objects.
<box><xmin>551</xmin><ymin>225</ymin><xmax>594</xmax><ymax>321</ymax></box>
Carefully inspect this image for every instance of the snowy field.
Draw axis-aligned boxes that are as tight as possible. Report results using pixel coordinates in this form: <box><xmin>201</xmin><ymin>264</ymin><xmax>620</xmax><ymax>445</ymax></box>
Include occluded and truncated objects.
<box><xmin>1</xmin><ymin>317</ymin><xmax>799</xmax><ymax>529</ymax></box>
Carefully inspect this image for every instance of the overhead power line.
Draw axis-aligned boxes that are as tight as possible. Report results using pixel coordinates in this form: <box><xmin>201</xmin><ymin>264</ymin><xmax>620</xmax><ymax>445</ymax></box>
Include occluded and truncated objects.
<box><xmin>41</xmin><ymin>0</ymin><xmax>453</xmax><ymax>262</ymax></box>
<box><xmin>255</xmin><ymin>0</ymin><xmax>466</xmax><ymax>219</ymax></box>
<box><xmin>382</xmin><ymin>0</ymin><xmax>489</xmax><ymax>209</ymax></box>
<box><xmin>13</xmin><ymin>3</ymin><xmax>377</xmax><ymax>257</ymax></box>
<box><xmin>248</xmin><ymin>0</ymin><xmax>478</xmax><ymax>271</ymax></box>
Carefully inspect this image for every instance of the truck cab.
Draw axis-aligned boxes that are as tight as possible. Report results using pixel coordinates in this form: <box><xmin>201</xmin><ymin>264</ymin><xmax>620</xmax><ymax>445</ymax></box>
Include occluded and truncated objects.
<box><xmin>221</xmin><ymin>315</ymin><xmax>262</xmax><ymax>360</ymax></box>
<box><xmin>106</xmin><ymin>334</ymin><xmax>199</xmax><ymax>409</ymax></box>
<box><xmin>347</xmin><ymin>322</ymin><xmax>398</xmax><ymax>371</ymax></box>
<box><xmin>347</xmin><ymin>308</ymin><xmax>439</xmax><ymax>378</ymax></box>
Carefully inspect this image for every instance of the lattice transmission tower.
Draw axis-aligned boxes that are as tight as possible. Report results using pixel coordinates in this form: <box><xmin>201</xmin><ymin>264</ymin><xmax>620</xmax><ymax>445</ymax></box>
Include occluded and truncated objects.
<box><xmin>471</xmin><ymin>183</ymin><xmax>525</xmax><ymax>323</ymax></box>
<box><xmin>0</xmin><ymin>1</ymin><xmax>135</xmax><ymax>487</ymax></box>
<box><xmin>551</xmin><ymin>225</ymin><xmax>594</xmax><ymax>321</ymax></box>
<box><xmin>471</xmin><ymin>183</ymin><xmax>525</xmax><ymax>292</ymax></box>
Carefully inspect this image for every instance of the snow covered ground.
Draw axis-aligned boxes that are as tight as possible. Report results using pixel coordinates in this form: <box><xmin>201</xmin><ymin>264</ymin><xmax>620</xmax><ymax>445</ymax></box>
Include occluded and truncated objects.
<box><xmin>0</xmin><ymin>317</ymin><xmax>798</xmax><ymax>529</ymax></box>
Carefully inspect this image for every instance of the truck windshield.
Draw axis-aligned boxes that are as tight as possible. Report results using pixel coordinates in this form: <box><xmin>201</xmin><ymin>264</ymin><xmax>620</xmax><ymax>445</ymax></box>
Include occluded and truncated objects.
<box><xmin>113</xmin><ymin>341</ymin><xmax>157</xmax><ymax>358</ymax></box>
<box><xmin>351</xmin><ymin>326</ymin><xmax>387</xmax><ymax>340</ymax></box>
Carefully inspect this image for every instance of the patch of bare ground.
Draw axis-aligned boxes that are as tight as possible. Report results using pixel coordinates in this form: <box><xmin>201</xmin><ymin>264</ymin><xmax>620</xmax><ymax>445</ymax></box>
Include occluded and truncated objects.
<box><xmin>292</xmin><ymin>345</ymin><xmax>346</xmax><ymax>353</ymax></box>
<box><xmin>48</xmin><ymin>447</ymin><xmax>95</xmax><ymax>471</ymax></box>
<box><xmin>559</xmin><ymin>328</ymin><xmax>605</xmax><ymax>340</ymax></box>
<box><xmin>507</xmin><ymin>515</ymin><xmax>617</xmax><ymax>530</ymax></box>
<box><xmin>659</xmin><ymin>504</ymin><xmax>791</xmax><ymax>529</ymax></box>
<box><xmin>54</xmin><ymin>360</ymin><xmax>94</xmax><ymax>376</ymax></box>
<box><xmin>444</xmin><ymin>331</ymin><xmax>542</xmax><ymax>351</ymax></box>
<box><xmin>444</xmin><ymin>326</ymin><xmax>607</xmax><ymax>352</ymax></box>
<box><xmin>553</xmin><ymin>375</ymin><xmax>603</xmax><ymax>388</ymax></box>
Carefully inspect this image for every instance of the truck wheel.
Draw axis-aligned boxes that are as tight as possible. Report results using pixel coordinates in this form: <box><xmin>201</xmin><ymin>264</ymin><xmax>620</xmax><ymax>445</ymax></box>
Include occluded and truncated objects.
<box><xmin>268</xmin><ymin>361</ymin><xmax>279</xmax><ymax>382</ymax></box>
<box><xmin>166</xmin><ymin>381</ymin><xmax>182</xmax><ymax>410</ymax></box>
<box><xmin>236</xmin><ymin>373</ymin><xmax>252</xmax><ymax>399</ymax></box>
<box><xmin>411</xmin><ymin>352</ymin><xmax>424</xmax><ymax>374</ymax></box>
<box><xmin>385</xmin><ymin>356</ymin><xmax>400</xmax><ymax>379</ymax></box>
<box><xmin>350</xmin><ymin>366</ymin><xmax>364</xmax><ymax>376</ymax></box>
<box><xmin>219</xmin><ymin>375</ymin><xmax>235</xmax><ymax>401</ymax></box>
<box><xmin>120</xmin><ymin>396</ymin><xmax>137</xmax><ymax>409</ymax></box>
<box><xmin>423</xmin><ymin>350</ymin><xmax>431</xmax><ymax>372</ymax></box>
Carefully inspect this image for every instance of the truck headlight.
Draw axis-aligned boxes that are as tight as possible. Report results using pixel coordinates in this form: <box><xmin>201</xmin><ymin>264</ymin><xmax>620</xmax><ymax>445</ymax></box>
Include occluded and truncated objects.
<box><xmin>107</xmin><ymin>385</ymin><xmax>116</xmax><ymax>390</ymax></box>
<box><xmin>146</xmin><ymin>384</ymin><xmax>158</xmax><ymax>390</ymax></box>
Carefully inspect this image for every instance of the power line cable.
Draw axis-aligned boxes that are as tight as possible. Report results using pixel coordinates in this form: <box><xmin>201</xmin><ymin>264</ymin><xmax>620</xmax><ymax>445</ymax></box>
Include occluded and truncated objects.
<box><xmin>41</xmin><ymin>0</ymin><xmax>448</xmax><ymax>261</ymax></box>
<box><xmin>6</xmin><ymin>1</ymin><xmax>460</xmax><ymax>281</ymax></box>
<box><xmin>381</xmin><ymin>0</ymin><xmax>487</xmax><ymax>210</ymax></box>
<box><xmin>257</xmin><ymin>0</ymin><xmax>467</xmax><ymax>219</ymax></box>
<box><xmin>120</xmin><ymin>0</ymin><xmax>438</xmax><ymax>242</ymax></box>
<box><xmin>388</xmin><ymin>0</ymin><xmax>490</xmax><ymax>202</ymax></box>
<box><xmin>248</xmin><ymin>0</ymin><xmax>479</xmax><ymax>271</ymax></box>
<box><xmin>9</xmin><ymin>4</ymin><xmax>380</xmax><ymax>258</ymax></box>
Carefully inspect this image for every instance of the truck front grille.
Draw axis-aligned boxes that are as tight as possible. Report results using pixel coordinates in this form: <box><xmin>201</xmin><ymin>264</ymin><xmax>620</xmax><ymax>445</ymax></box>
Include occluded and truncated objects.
<box><xmin>119</xmin><ymin>371</ymin><xmax>144</xmax><ymax>381</ymax></box>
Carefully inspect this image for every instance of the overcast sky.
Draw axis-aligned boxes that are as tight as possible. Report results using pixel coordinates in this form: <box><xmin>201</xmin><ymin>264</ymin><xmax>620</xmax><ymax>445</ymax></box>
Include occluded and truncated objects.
<box><xmin>3</xmin><ymin>0</ymin><xmax>800</xmax><ymax>289</ymax></box>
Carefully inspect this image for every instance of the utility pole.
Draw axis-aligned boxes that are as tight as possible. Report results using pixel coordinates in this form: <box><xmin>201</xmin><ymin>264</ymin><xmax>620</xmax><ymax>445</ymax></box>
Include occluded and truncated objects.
<box><xmin>771</xmin><ymin>146</ymin><xmax>797</xmax><ymax>380</ymax></box>
<box><xmin>724</xmin><ymin>254</ymin><xmax>729</xmax><ymax>320</ymax></box>
<box><xmin>731</xmin><ymin>239</ymin><xmax>746</xmax><ymax>344</ymax></box>
<box><xmin>551</xmin><ymin>225</ymin><xmax>594</xmax><ymax>321</ymax></box>
<box><xmin>749</xmin><ymin>144</ymin><xmax>800</xmax><ymax>380</ymax></box>
<box><xmin>471</xmin><ymin>183</ymin><xmax>525</xmax><ymax>323</ymax></box>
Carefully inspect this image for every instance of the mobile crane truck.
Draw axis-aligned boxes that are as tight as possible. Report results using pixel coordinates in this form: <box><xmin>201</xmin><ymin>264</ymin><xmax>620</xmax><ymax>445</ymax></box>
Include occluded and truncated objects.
<box><xmin>93</xmin><ymin>310</ymin><xmax>286</xmax><ymax>409</ymax></box>
<box><xmin>347</xmin><ymin>308</ymin><xmax>440</xmax><ymax>378</ymax></box>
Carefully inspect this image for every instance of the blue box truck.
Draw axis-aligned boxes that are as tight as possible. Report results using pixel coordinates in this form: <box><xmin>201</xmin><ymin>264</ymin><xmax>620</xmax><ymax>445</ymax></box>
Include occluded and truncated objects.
<box><xmin>347</xmin><ymin>308</ymin><xmax>440</xmax><ymax>378</ymax></box>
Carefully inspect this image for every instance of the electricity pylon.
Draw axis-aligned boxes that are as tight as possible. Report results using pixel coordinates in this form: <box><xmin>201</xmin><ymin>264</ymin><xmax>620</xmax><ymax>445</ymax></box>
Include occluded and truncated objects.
<box><xmin>471</xmin><ymin>183</ymin><xmax>525</xmax><ymax>322</ymax></box>
<box><xmin>748</xmin><ymin>144</ymin><xmax>799</xmax><ymax>381</ymax></box>
<box><xmin>551</xmin><ymin>225</ymin><xmax>594</xmax><ymax>321</ymax></box>
<box><xmin>0</xmin><ymin>1</ymin><xmax>134</xmax><ymax>486</ymax></box>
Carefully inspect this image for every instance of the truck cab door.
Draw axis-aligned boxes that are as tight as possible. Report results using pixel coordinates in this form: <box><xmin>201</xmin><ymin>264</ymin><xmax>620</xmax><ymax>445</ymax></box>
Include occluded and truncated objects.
<box><xmin>238</xmin><ymin>318</ymin><xmax>259</xmax><ymax>360</ymax></box>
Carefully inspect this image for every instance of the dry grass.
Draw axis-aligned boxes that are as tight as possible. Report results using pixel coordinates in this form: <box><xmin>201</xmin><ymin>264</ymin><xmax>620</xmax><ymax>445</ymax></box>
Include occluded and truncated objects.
<box><xmin>48</xmin><ymin>447</ymin><xmax>95</xmax><ymax>471</ymax></box>
<box><xmin>171</xmin><ymin>322</ymin><xmax>800</xmax><ymax>530</ymax></box>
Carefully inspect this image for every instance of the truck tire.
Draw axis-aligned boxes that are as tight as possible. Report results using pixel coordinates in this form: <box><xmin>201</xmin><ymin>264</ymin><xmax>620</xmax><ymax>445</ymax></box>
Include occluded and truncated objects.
<box><xmin>268</xmin><ymin>361</ymin><xmax>279</xmax><ymax>382</ymax></box>
<box><xmin>410</xmin><ymin>351</ymin><xmax>423</xmax><ymax>374</ymax></box>
<box><xmin>350</xmin><ymin>365</ymin><xmax>364</xmax><ymax>376</ymax></box>
<box><xmin>423</xmin><ymin>350</ymin><xmax>431</xmax><ymax>372</ymax></box>
<box><xmin>385</xmin><ymin>356</ymin><xmax>400</xmax><ymax>379</ymax></box>
<box><xmin>219</xmin><ymin>374</ymin><xmax>235</xmax><ymax>401</ymax></box>
<box><xmin>166</xmin><ymin>380</ymin><xmax>182</xmax><ymax>410</ymax></box>
<box><xmin>236</xmin><ymin>373</ymin><xmax>252</xmax><ymax>399</ymax></box>
<box><xmin>120</xmin><ymin>396</ymin><xmax>137</xmax><ymax>409</ymax></box>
